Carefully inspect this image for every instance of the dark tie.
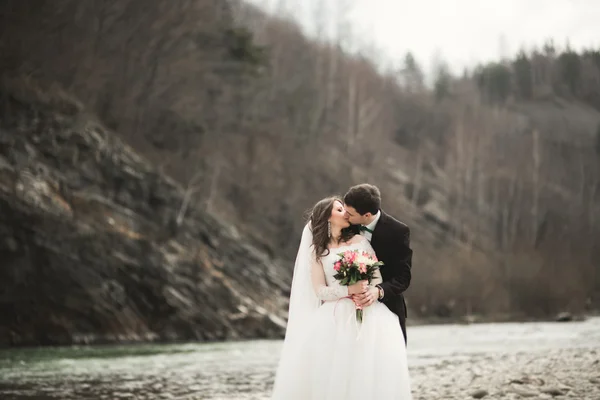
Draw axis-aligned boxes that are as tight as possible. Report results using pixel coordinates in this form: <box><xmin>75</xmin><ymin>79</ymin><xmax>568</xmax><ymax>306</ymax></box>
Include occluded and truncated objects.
<box><xmin>359</xmin><ymin>225</ymin><xmax>373</xmax><ymax>234</ymax></box>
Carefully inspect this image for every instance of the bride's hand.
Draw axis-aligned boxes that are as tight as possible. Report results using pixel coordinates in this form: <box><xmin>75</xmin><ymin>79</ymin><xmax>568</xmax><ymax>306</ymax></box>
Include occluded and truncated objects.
<box><xmin>353</xmin><ymin>286</ymin><xmax>378</xmax><ymax>308</ymax></box>
<box><xmin>348</xmin><ymin>280</ymin><xmax>368</xmax><ymax>295</ymax></box>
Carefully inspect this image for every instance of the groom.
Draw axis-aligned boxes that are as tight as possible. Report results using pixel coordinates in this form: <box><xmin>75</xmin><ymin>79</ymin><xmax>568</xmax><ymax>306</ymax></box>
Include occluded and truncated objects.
<box><xmin>343</xmin><ymin>183</ymin><xmax>412</xmax><ymax>344</ymax></box>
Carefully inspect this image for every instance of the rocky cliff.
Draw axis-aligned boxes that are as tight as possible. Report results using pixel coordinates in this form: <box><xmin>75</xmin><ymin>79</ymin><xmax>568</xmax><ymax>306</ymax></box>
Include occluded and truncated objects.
<box><xmin>0</xmin><ymin>80</ymin><xmax>289</xmax><ymax>347</ymax></box>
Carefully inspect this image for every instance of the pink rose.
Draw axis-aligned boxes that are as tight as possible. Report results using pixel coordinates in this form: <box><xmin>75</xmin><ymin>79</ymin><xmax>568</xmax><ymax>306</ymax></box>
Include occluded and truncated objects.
<box><xmin>359</xmin><ymin>263</ymin><xmax>367</xmax><ymax>274</ymax></box>
<box><xmin>333</xmin><ymin>261</ymin><xmax>342</xmax><ymax>272</ymax></box>
<box><xmin>343</xmin><ymin>250</ymin><xmax>356</xmax><ymax>263</ymax></box>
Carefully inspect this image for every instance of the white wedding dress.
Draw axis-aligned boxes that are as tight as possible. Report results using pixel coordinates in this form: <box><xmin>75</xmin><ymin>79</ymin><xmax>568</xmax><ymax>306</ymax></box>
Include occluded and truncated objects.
<box><xmin>272</xmin><ymin>225</ymin><xmax>412</xmax><ymax>400</ymax></box>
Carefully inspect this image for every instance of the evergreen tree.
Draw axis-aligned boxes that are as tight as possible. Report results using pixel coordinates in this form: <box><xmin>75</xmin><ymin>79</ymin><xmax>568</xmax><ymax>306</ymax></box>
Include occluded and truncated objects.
<box><xmin>583</xmin><ymin>49</ymin><xmax>600</xmax><ymax>72</ymax></box>
<box><xmin>542</xmin><ymin>39</ymin><xmax>557</xmax><ymax>58</ymax></box>
<box><xmin>556</xmin><ymin>48</ymin><xmax>582</xmax><ymax>95</ymax></box>
<box><xmin>401</xmin><ymin>52</ymin><xmax>425</xmax><ymax>92</ymax></box>
<box><xmin>433</xmin><ymin>61</ymin><xmax>451</xmax><ymax>102</ymax></box>
<box><xmin>513</xmin><ymin>50</ymin><xmax>533</xmax><ymax>99</ymax></box>
<box><xmin>476</xmin><ymin>63</ymin><xmax>512</xmax><ymax>104</ymax></box>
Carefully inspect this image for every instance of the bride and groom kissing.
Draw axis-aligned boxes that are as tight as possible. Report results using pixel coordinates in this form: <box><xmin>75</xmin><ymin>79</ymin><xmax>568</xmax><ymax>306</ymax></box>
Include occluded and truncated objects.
<box><xmin>272</xmin><ymin>183</ymin><xmax>413</xmax><ymax>399</ymax></box>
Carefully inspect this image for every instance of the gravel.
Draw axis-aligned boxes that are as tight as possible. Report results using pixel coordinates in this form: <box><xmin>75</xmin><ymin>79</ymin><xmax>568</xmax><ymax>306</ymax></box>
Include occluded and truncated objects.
<box><xmin>410</xmin><ymin>347</ymin><xmax>599</xmax><ymax>400</ymax></box>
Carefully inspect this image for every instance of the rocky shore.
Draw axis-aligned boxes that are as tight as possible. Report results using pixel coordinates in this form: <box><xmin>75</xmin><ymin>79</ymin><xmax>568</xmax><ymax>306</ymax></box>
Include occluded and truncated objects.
<box><xmin>411</xmin><ymin>347</ymin><xmax>600</xmax><ymax>400</ymax></box>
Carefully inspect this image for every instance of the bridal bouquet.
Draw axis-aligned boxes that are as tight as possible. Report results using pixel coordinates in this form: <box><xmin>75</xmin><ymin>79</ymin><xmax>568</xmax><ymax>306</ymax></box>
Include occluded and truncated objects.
<box><xmin>332</xmin><ymin>250</ymin><xmax>383</xmax><ymax>323</ymax></box>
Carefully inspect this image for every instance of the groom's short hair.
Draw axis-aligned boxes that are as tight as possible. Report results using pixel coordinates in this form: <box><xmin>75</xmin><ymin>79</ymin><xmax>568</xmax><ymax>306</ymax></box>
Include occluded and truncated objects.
<box><xmin>344</xmin><ymin>184</ymin><xmax>381</xmax><ymax>215</ymax></box>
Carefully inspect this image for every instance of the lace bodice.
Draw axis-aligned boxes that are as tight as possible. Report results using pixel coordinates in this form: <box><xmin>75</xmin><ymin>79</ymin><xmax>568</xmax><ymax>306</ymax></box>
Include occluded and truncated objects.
<box><xmin>311</xmin><ymin>235</ymin><xmax>382</xmax><ymax>301</ymax></box>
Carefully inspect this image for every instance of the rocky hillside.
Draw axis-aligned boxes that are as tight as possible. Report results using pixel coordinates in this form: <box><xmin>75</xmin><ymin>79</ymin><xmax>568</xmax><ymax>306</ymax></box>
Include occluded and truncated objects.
<box><xmin>0</xmin><ymin>79</ymin><xmax>288</xmax><ymax>347</ymax></box>
<box><xmin>1</xmin><ymin>0</ymin><xmax>599</xmax><ymax>334</ymax></box>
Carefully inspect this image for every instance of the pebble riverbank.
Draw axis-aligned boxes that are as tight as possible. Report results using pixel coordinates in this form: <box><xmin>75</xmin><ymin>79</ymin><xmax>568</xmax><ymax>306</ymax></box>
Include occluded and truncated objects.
<box><xmin>411</xmin><ymin>347</ymin><xmax>599</xmax><ymax>399</ymax></box>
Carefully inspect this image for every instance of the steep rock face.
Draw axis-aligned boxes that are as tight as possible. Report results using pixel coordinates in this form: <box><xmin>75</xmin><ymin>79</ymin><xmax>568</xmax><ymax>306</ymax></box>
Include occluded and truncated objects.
<box><xmin>0</xmin><ymin>83</ymin><xmax>289</xmax><ymax>347</ymax></box>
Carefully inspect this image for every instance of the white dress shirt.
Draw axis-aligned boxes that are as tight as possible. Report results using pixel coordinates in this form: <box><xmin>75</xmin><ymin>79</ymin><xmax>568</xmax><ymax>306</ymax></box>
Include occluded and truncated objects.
<box><xmin>360</xmin><ymin>210</ymin><xmax>381</xmax><ymax>242</ymax></box>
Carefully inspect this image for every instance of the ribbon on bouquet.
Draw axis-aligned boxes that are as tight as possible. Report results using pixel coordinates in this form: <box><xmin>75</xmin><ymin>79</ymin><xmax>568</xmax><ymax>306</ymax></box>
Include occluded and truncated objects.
<box><xmin>333</xmin><ymin>295</ymin><xmax>351</xmax><ymax>317</ymax></box>
<box><xmin>333</xmin><ymin>296</ymin><xmax>364</xmax><ymax>341</ymax></box>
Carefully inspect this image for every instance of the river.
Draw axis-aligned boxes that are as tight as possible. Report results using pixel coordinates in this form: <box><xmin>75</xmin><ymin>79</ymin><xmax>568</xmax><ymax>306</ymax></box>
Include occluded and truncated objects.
<box><xmin>1</xmin><ymin>317</ymin><xmax>599</xmax><ymax>399</ymax></box>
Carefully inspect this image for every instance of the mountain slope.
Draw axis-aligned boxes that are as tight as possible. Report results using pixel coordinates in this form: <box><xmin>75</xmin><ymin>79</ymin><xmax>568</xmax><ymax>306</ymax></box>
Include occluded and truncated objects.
<box><xmin>0</xmin><ymin>0</ymin><xmax>598</xmax><ymax>326</ymax></box>
<box><xmin>0</xmin><ymin>78</ymin><xmax>288</xmax><ymax>346</ymax></box>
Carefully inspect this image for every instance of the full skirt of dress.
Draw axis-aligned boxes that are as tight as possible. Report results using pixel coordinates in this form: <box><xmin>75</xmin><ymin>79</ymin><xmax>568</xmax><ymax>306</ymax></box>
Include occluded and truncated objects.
<box><xmin>271</xmin><ymin>297</ymin><xmax>412</xmax><ymax>400</ymax></box>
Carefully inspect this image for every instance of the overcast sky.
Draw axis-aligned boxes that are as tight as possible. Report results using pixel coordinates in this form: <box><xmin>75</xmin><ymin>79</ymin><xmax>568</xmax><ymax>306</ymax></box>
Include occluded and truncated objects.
<box><xmin>248</xmin><ymin>0</ymin><xmax>600</xmax><ymax>74</ymax></box>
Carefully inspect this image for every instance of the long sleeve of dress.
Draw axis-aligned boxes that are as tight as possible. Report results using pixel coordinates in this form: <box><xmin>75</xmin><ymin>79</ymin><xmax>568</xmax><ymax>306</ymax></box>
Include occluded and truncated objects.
<box><xmin>311</xmin><ymin>258</ymin><xmax>349</xmax><ymax>301</ymax></box>
<box><xmin>371</xmin><ymin>267</ymin><xmax>383</xmax><ymax>286</ymax></box>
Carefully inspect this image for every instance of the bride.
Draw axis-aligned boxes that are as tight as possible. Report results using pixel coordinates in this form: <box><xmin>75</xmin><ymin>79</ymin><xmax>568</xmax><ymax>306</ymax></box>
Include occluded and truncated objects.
<box><xmin>271</xmin><ymin>197</ymin><xmax>412</xmax><ymax>399</ymax></box>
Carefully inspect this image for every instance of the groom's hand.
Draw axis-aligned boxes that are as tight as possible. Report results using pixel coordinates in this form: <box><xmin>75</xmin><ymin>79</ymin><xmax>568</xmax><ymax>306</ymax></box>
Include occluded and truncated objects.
<box><xmin>353</xmin><ymin>286</ymin><xmax>378</xmax><ymax>307</ymax></box>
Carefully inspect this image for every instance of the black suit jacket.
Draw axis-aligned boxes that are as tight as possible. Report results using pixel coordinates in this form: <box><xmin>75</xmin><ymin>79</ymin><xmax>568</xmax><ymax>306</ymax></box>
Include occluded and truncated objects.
<box><xmin>352</xmin><ymin>210</ymin><xmax>412</xmax><ymax>342</ymax></box>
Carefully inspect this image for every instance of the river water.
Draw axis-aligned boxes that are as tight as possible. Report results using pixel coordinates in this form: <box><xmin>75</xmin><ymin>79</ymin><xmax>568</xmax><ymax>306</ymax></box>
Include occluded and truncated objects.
<box><xmin>1</xmin><ymin>317</ymin><xmax>599</xmax><ymax>399</ymax></box>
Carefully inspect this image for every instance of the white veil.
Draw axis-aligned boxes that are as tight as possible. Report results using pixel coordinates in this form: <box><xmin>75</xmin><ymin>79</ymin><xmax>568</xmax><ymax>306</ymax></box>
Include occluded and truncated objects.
<box><xmin>271</xmin><ymin>222</ymin><xmax>319</xmax><ymax>397</ymax></box>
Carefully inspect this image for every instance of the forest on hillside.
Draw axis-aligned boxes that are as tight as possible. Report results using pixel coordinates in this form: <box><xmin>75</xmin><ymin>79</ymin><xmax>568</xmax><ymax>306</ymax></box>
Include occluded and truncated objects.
<box><xmin>1</xmin><ymin>0</ymin><xmax>599</xmax><ymax>321</ymax></box>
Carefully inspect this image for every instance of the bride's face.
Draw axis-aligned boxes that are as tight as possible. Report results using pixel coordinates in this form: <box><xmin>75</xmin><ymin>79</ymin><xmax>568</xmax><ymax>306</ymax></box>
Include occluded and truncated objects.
<box><xmin>329</xmin><ymin>200</ymin><xmax>350</xmax><ymax>229</ymax></box>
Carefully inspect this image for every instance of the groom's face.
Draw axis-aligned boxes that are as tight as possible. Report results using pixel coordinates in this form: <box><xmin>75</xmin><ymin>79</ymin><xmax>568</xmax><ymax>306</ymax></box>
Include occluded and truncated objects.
<box><xmin>344</xmin><ymin>205</ymin><xmax>369</xmax><ymax>226</ymax></box>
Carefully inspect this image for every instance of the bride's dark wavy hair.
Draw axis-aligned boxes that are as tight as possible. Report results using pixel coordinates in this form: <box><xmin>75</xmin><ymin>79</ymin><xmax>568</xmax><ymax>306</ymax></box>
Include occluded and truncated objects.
<box><xmin>308</xmin><ymin>196</ymin><xmax>355</xmax><ymax>260</ymax></box>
